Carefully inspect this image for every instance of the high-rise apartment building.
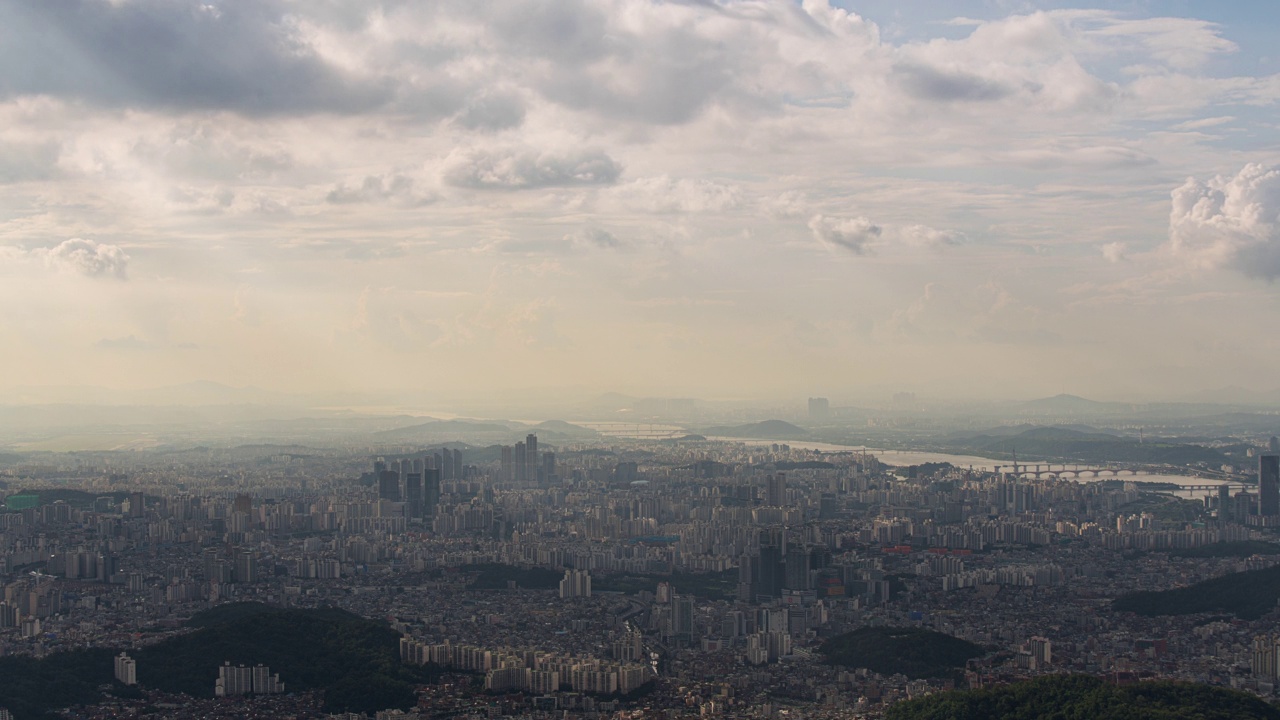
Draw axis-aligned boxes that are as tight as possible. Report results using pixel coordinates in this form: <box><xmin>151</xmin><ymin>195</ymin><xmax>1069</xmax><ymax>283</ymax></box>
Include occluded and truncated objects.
<box><xmin>808</xmin><ymin>397</ymin><xmax>829</xmax><ymax>420</ymax></box>
<box><xmin>514</xmin><ymin>441</ymin><xmax>527</xmax><ymax>482</ymax></box>
<box><xmin>766</xmin><ymin>473</ymin><xmax>787</xmax><ymax>506</ymax></box>
<box><xmin>559</xmin><ymin>569</ymin><xmax>592</xmax><ymax>598</ymax></box>
<box><xmin>114</xmin><ymin>652</ymin><xmax>137</xmax><ymax>685</ymax></box>
<box><xmin>1261</xmin><ymin>454</ymin><xmax>1280</xmax><ymax>517</ymax></box>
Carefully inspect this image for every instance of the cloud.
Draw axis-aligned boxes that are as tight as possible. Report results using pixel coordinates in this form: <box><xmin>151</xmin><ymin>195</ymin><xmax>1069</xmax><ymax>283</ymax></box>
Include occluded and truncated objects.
<box><xmin>899</xmin><ymin>225</ymin><xmax>965</xmax><ymax>249</ymax></box>
<box><xmin>567</xmin><ymin>228</ymin><xmax>623</xmax><ymax>249</ymax></box>
<box><xmin>0</xmin><ymin>140</ymin><xmax>60</xmax><ymax>183</ymax></box>
<box><xmin>1102</xmin><ymin>242</ymin><xmax>1128</xmax><ymax>263</ymax></box>
<box><xmin>809</xmin><ymin>215</ymin><xmax>882</xmax><ymax>254</ymax></box>
<box><xmin>326</xmin><ymin>174</ymin><xmax>432</xmax><ymax>205</ymax></box>
<box><xmin>453</xmin><ymin>92</ymin><xmax>526</xmax><ymax>132</ymax></box>
<box><xmin>442</xmin><ymin>147</ymin><xmax>622</xmax><ymax>190</ymax></box>
<box><xmin>37</xmin><ymin>239</ymin><xmax>130</xmax><ymax>279</ymax></box>
<box><xmin>809</xmin><ymin>215</ymin><xmax>966</xmax><ymax>255</ymax></box>
<box><xmin>0</xmin><ymin>0</ymin><xmax>391</xmax><ymax>115</ymax></box>
<box><xmin>612</xmin><ymin>176</ymin><xmax>741</xmax><ymax>214</ymax></box>
<box><xmin>1168</xmin><ymin>164</ymin><xmax>1280</xmax><ymax>281</ymax></box>
<box><xmin>895</xmin><ymin>63</ymin><xmax>1013</xmax><ymax>102</ymax></box>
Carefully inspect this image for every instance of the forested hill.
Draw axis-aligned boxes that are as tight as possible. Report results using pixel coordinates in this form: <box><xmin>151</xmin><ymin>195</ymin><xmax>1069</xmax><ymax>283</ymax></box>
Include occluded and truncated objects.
<box><xmin>0</xmin><ymin>603</ymin><xmax>437</xmax><ymax>719</ymax></box>
<box><xmin>819</xmin><ymin>627</ymin><xmax>984</xmax><ymax>679</ymax></box>
<box><xmin>886</xmin><ymin>674</ymin><xmax>1280</xmax><ymax>720</ymax></box>
<box><xmin>1113</xmin><ymin>564</ymin><xmax>1280</xmax><ymax>620</ymax></box>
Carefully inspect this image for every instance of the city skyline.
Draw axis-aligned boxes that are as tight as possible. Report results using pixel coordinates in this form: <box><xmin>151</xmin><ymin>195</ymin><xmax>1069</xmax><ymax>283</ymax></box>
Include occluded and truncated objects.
<box><xmin>3</xmin><ymin>1</ymin><xmax>1280</xmax><ymax>405</ymax></box>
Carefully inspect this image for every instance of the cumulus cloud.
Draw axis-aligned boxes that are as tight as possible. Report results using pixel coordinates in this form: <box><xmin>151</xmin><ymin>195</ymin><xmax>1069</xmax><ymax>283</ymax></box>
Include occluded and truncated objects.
<box><xmin>37</xmin><ymin>239</ymin><xmax>130</xmax><ymax>279</ymax></box>
<box><xmin>809</xmin><ymin>215</ymin><xmax>966</xmax><ymax>255</ymax></box>
<box><xmin>1102</xmin><ymin>242</ymin><xmax>1128</xmax><ymax>263</ymax></box>
<box><xmin>808</xmin><ymin>215</ymin><xmax>882</xmax><ymax>254</ymax></box>
<box><xmin>442</xmin><ymin>147</ymin><xmax>622</xmax><ymax>190</ymax></box>
<box><xmin>899</xmin><ymin>225</ymin><xmax>965</xmax><ymax>249</ymax></box>
<box><xmin>1168</xmin><ymin>164</ymin><xmax>1280</xmax><ymax>280</ymax></box>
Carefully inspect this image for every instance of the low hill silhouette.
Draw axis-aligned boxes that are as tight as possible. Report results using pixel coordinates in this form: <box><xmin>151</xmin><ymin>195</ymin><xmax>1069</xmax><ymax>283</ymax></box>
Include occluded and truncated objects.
<box><xmin>886</xmin><ymin>674</ymin><xmax>1280</xmax><ymax>720</ymax></box>
<box><xmin>819</xmin><ymin>627</ymin><xmax>984</xmax><ymax>679</ymax></box>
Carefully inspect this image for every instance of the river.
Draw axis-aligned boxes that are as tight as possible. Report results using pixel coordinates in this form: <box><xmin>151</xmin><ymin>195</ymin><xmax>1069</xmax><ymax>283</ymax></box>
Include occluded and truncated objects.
<box><xmin>704</xmin><ymin>437</ymin><xmax>1232</xmax><ymax>494</ymax></box>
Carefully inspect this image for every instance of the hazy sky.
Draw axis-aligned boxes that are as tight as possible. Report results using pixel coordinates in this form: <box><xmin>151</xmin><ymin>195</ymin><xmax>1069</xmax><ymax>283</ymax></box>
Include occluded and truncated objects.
<box><xmin>2</xmin><ymin>0</ymin><xmax>1279</xmax><ymax>404</ymax></box>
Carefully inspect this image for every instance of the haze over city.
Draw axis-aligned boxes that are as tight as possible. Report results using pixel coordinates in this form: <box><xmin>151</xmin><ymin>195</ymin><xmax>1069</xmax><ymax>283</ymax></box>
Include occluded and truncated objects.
<box><xmin>10</xmin><ymin>5</ymin><xmax>1280</xmax><ymax>720</ymax></box>
<box><xmin>3</xmin><ymin>0</ymin><xmax>1280</xmax><ymax>408</ymax></box>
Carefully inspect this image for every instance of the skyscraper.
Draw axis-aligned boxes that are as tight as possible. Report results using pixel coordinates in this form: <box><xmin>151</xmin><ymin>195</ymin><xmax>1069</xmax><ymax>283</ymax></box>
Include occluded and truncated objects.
<box><xmin>526</xmin><ymin>433</ymin><xmax>538</xmax><ymax>472</ymax></box>
<box><xmin>1260</xmin><ymin>454</ymin><xmax>1279</xmax><ymax>517</ymax></box>
<box><xmin>376</xmin><ymin>459</ymin><xmax>401</xmax><ymax>502</ymax></box>
<box><xmin>404</xmin><ymin>471</ymin><xmax>423</xmax><ymax>520</ymax></box>
<box><xmin>424</xmin><ymin>467</ymin><xmax>441</xmax><ymax>519</ymax></box>
<box><xmin>766</xmin><ymin>473</ymin><xmax>787</xmax><ymax>506</ymax></box>
<box><xmin>514</xmin><ymin>441</ymin><xmax>527</xmax><ymax>482</ymax></box>
<box><xmin>500</xmin><ymin>446</ymin><xmax>513</xmax><ymax>482</ymax></box>
<box><xmin>542</xmin><ymin>451</ymin><xmax>556</xmax><ymax>482</ymax></box>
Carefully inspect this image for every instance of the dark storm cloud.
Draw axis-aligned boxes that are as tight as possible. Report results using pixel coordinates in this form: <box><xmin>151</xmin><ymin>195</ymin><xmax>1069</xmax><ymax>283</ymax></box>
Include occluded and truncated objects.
<box><xmin>0</xmin><ymin>0</ymin><xmax>391</xmax><ymax>115</ymax></box>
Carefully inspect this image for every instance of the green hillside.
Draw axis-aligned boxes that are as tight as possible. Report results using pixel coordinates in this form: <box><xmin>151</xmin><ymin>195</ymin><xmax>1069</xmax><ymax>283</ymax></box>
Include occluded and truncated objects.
<box><xmin>1114</xmin><ymin>564</ymin><xmax>1280</xmax><ymax>620</ymax></box>
<box><xmin>0</xmin><ymin>604</ymin><xmax>437</xmax><ymax>719</ymax></box>
<box><xmin>819</xmin><ymin>627</ymin><xmax>984</xmax><ymax>679</ymax></box>
<box><xmin>136</xmin><ymin>604</ymin><xmax>436</xmax><ymax>712</ymax></box>
<box><xmin>0</xmin><ymin>648</ymin><xmax>117</xmax><ymax>720</ymax></box>
<box><xmin>886</xmin><ymin>674</ymin><xmax>1280</xmax><ymax>720</ymax></box>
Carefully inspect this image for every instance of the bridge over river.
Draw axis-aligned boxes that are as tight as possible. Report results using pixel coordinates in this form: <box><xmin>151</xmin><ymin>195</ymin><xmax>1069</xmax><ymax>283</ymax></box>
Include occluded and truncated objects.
<box><xmin>992</xmin><ymin>462</ymin><xmax>1248</xmax><ymax>492</ymax></box>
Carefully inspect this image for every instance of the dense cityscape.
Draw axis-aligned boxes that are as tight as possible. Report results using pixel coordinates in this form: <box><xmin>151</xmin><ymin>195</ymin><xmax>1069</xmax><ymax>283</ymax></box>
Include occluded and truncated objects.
<box><xmin>3</xmin><ymin>402</ymin><xmax>1280</xmax><ymax>718</ymax></box>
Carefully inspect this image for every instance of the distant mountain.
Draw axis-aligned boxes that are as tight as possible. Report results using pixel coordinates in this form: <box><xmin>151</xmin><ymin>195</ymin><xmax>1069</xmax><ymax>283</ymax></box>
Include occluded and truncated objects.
<box><xmin>371</xmin><ymin>419</ymin><xmax>514</xmax><ymax>440</ymax></box>
<box><xmin>701</xmin><ymin>420</ymin><xmax>810</xmax><ymax>440</ymax></box>
<box><xmin>532</xmin><ymin>420</ymin><xmax>600</xmax><ymax>439</ymax></box>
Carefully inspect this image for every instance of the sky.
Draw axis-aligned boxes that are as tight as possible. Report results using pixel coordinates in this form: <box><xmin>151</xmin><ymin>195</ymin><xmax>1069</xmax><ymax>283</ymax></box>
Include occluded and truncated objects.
<box><xmin>1</xmin><ymin>0</ymin><xmax>1279</xmax><ymax>407</ymax></box>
